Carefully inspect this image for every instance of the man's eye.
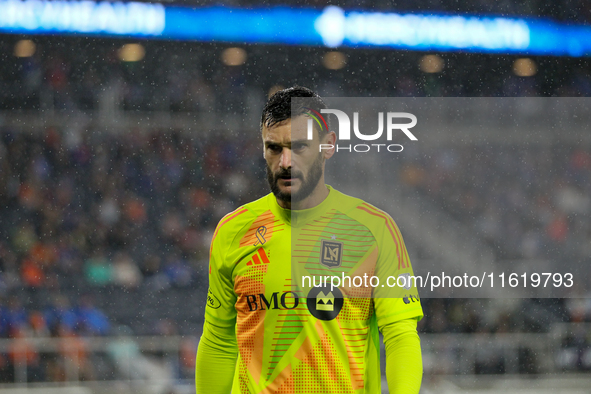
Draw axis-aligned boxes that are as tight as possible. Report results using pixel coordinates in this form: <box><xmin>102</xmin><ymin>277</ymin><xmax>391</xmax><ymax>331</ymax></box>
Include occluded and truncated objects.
<box><xmin>268</xmin><ymin>145</ymin><xmax>281</xmax><ymax>153</ymax></box>
<box><xmin>292</xmin><ymin>143</ymin><xmax>307</xmax><ymax>151</ymax></box>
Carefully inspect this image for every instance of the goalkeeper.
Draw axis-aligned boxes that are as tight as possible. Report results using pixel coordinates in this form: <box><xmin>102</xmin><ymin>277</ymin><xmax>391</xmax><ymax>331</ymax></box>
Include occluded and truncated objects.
<box><xmin>196</xmin><ymin>86</ymin><xmax>423</xmax><ymax>394</ymax></box>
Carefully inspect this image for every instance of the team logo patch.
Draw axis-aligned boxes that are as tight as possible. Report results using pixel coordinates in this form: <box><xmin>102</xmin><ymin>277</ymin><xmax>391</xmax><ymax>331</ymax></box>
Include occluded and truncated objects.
<box><xmin>306</xmin><ymin>285</ymin><xmax>344</xmax><ymax>321</ymax></box>
<box><xmin>206</xmin><ymin>288</ymin><xmax>221</xmax><ymax>309</ymax></box>
<box><xmin>320</xmin><ymin>239</ymin><xmax>343</xmax><ymax>268</ymax></box>
<box><xmin>399</xmin><ymin>273</ymin><xmax>412</xmax><ymax>290</ymax></box>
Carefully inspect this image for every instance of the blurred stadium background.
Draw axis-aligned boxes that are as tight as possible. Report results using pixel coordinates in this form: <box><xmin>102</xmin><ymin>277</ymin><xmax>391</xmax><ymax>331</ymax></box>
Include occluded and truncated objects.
<box><xmin>1</xmin><ymin>0</ymin><xmax>591</xmax><ymax>393</ymax></box>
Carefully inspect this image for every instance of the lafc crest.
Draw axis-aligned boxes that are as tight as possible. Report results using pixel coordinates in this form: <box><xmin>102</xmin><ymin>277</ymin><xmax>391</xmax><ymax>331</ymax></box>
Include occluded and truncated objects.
<box><xmin>320</xmin><ymin>239</ymin><xmax>343</xmax><ymax>268</ymax></box>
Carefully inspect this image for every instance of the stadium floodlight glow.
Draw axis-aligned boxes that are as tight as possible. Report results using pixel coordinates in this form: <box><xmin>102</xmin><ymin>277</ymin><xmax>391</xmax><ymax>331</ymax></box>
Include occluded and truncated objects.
<box><xmin>322</xmin><ymin>51</ymin><xmax>346</xmax><ymax>70</ymax></box>
<box><xmin>513</xmin><ymin>58</ymin><xmax>537</xmax><ymax>77</ymax></box>
<box><xmin>14</xmin><ymin>39</ymin><xmax>35</xmax><ymax>57</ymax></box>
<box><xmin>118</xmin><ymin>43</ymin><xmax>145</xmax><ymax>62</ymax></box>
<box><xmin>2</xmin><ymin>1</ymin><xmax>591</xmax><ymax>57</ymax></box>
<box><xmin>222</xmin><ymin>47</ymin><xmax>247</xmax><ymax>66</ymax></box>
<box><xmin>420</xmin><ymin>55</ymin><xmax>444</xmax><ymax>73</ymax></box>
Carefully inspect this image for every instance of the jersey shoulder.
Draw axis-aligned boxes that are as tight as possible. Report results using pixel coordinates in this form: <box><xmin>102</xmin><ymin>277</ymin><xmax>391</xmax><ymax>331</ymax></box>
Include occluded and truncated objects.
<box><xmin>211</xmin><ymin>193</ymin><xmax>272</xmax><ymax>246</ymax></box>
<box><xmin>331</xmin><ymin>188</ymin><xmax>398</xmax><ymax>233</ymax></box>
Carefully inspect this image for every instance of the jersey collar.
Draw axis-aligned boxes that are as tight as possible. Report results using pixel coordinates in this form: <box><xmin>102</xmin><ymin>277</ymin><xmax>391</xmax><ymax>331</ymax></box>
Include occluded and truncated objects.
<box><xmin>269</xmin><ymin>185</ymin><xmax>336</xmax><ymax>228</ymax></box>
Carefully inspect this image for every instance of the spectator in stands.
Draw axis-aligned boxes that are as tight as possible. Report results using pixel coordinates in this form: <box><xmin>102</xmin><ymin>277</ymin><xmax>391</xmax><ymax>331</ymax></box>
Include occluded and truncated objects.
<box><xmin>5</xmin><ymin>297</ymin><xmax>27</xmax><ymax>338</ymax></box>
<box><xmin>28</xmin><ymin>311</ymin><xmax>49</xmax><ymax>337</ymax></box>
<box><xmin>44</xmin><ymin>295</ymin><xmax>77</xmax><ymax>336</ymax></box>
<box><xmin>84</xmin><ymin>249</ymin><xmax>113</xmax><ymax>286</ymax></box>
<box><xmin>75</xmin><ymin>297</ymin><xmax>110</xmax><ymax>336</ymax></box>
<box><xmin>162</xmin><ymin>253</ymin><xmax>192</xmax><ymax>288</ymax></box>
<box><xmin>57</xmin><ymin>326</ymin><xmax>95</xmax><ymax>381</ymax></box>
<box><xmin>112</xmin><ymin>252</ymin><xmax>142</xmax><ymax>289</ymax></box>
<box><xmin>8</xmin><ymin>327</ymin><xmax>43</xmax><ymax>382</ymax></box>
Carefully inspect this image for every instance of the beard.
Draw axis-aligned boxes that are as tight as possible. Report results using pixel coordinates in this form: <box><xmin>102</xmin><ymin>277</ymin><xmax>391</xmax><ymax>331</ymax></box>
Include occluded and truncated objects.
<box><xmin>266</xmin><ymin>153</ymin><xmax>323</xmax><ymax>205</ymax></box>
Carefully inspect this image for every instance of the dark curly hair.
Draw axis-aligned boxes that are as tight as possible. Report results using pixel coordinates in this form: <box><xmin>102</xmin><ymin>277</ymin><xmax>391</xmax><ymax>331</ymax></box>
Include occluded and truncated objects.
<box><xmin>260</xmin><ymin>86</ymin><xmax>329</xmax><ymax>137</ymax></box>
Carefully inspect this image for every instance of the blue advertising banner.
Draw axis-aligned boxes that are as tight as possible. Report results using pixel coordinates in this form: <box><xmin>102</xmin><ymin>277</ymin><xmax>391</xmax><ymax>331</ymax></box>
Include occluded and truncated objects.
<box><xmin>1</xmin><ymin>1</ymin><xmax>591</xmax><ymax>56</ymax></box>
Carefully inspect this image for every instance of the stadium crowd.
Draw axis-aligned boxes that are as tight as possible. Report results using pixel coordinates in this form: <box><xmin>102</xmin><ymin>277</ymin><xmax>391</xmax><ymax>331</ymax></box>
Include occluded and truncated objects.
<box><xmin>0</xmin><ymin>125</ymin><xmax>267</xmax><ymax>293</ymax></box>
<box><xmin>0</xmin><ymin>293</ymin><xmax>111</xmax><ymax>383</ymax></box>
<box><xmin>0</xmin><ymin>32</ymin><xmax>591</xmax><ymax>381</ymax></box>
<box><xmin>1</xmin><ymin>124</ymin><xmax>589</xmax><ymax>324</ymax></box>
<box><xmin>400</xmin><ymin>144</ymin><xmax>591</xmax><ymax>262</ymax></box>
<box><xmin>1</xmin><ymin>121</ymin><xmax>589</xmax><ymax>378</ymax></box>
<box><xmin>2</xmin><ymin>39</ymin><xmax>591</xmax><ymax>114</ymax></box>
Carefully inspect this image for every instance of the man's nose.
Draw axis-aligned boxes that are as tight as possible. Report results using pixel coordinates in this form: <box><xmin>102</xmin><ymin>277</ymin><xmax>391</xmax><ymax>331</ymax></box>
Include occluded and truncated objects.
<box><xmin>280</xmin><ymin>147</ymin><xmax>291</xmax><ymax>169</ymax></box>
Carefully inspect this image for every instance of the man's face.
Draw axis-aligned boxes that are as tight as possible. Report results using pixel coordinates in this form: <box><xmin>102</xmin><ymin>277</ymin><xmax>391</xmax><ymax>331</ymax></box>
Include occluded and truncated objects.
<box><xmin>262</xmin><ymin>115</ymin><xmax>333</xmax><ymax>205</ymax></box>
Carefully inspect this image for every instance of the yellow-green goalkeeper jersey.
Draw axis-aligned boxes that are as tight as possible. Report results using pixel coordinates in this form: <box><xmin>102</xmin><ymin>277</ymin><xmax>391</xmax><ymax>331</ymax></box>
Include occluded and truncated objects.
<box><xmin>205</xmin><ymin>185</ymin><xmax>423</xmax><ymax>394</ymax></box>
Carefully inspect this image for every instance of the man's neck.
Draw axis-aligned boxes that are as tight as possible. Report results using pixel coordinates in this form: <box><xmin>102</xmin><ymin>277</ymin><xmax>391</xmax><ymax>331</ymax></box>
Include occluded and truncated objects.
<box><xmin>276</xmin><ymin>182</ymin><xmax>330</xmax><ymax>210</ymax></box>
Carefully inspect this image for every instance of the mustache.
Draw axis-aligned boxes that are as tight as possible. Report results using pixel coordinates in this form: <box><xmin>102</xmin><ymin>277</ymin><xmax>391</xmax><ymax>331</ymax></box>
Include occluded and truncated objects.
<box><xmin>274</xmin><ymin>168</ymin><xmax>302</xmax><ymax>180</ymax></box>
